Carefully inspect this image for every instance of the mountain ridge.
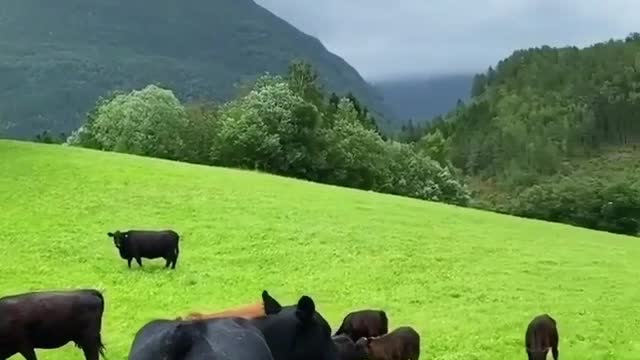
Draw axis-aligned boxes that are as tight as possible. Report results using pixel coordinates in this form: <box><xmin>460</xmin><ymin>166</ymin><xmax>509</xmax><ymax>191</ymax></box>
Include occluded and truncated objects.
<box><xmin>0</xmin><ymin>0</ymin><xmax>393</xmax><ymax>138</ymax></box>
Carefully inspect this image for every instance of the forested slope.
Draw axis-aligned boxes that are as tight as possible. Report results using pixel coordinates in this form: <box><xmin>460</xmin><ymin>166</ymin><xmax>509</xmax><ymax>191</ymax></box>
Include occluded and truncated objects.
<box><xmin>421</xmin><ymin>33</ymin><xmax>640</xmax><ymax>235</ymax></box>
<box><xmin>0</xmin><ymin>0</ymin><xmax>391</xmax><ymax>138</ymax></box>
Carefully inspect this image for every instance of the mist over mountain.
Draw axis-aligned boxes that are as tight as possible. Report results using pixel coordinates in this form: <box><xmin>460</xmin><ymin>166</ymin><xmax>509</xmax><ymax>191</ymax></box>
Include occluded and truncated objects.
<box><xmin>374</xmin><ymin>74</ymin><xmax>474</xmax><ymax>123</ymax></box>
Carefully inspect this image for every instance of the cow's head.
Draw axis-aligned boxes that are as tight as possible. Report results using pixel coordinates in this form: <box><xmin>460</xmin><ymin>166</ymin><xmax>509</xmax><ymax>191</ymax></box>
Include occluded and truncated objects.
<box><xmin>252</xmin><ymin>294</ymin><xmax>338</xmax><ymax>360</ymax></box>
<box><xmin>107</xmin><ymin>231</ymin><xmax>125</xmax><ymax>248</ymax></box>
<box><xmin>333</xmin><ymin>335</ymin><xmax>367</xmax><ymax>360</ymax></box>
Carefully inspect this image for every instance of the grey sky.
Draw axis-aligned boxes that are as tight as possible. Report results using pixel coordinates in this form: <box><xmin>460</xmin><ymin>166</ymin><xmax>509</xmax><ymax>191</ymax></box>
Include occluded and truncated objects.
<box><xmin>254</xmin><ymin>0</ymin><xmax>638</xmax><ymax>81</ymax></box>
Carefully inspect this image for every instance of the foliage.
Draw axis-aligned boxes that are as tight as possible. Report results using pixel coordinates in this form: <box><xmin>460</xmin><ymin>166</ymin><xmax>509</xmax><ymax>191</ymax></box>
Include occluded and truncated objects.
<box><xmin>507</xmin><ymin>176</ymin><xmax>640</xmax><ymax>236</ymax></box>
<box><xmin>182</xmin><ymin>101</ymin><xmax>221</xmax><ymax>165</ymax></box>
<box><xmin>67</xmin><ymin>85</ymin><xmax>189</xmax><ymax>161</ymax></box>
<box><xmin>33</xmin><ymin>130</ymin><xmax>67</xmax><ymax>144</ymax></box>
<box><xmin>3</xmin><ymin>139</ymin><xmax>640</xmax><ymax>360</ymax></box>
<box><xmin>318</xmin><ymin>98</ymin><xmax>387</xmax><ymax>189</ymax></box>
<box><xmin>211</xmin><ymin>78</ymin><xmax>322</xmax><ymax>178</ymax></box>
<box><xmin>0</xmin><ymin>0</ymin><xmax>392</xmax><ymax>139</ymax></box>
<box><xmin>416</xmin><ymin>34</ymin><xmax>640</xmax><ymax>235</ymax></box>
<box><xmin>67</xmin><ymin>61</ymin><xmax>470</xmax><ymax>206</ymax></box>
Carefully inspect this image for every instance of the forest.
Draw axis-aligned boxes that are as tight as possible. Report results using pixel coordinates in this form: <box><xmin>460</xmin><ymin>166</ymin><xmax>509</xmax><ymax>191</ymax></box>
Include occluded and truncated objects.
<box><xmin>412</xmin><ymin>33</ymin><xmax>640</xmax><ymax>235</ymax></box>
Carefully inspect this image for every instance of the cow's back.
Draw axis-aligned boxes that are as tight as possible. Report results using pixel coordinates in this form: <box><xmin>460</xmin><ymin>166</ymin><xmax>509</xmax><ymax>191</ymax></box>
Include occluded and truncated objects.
<box><xmin>525</xmin><ymin>314</ymin><xmax>558</xmax><ymax>350</ymax></box>
<box><xmin>128</xmin><ymin>230</ymin><xmax>178</xmax><ymax>255</ymax></box>
<box><xmin>128</xmin><ymin>319</ymin><xmax>178</xmax><ymax>360</ymax></box>
<box><xmin>128</xmin><ymin>318</ymin><xmax>273</xmax><ymax>360</ymax></box>
<box><xmin>197</xmin><ymin>318</ymin><xmax>273</xmax><ymax>360</ymax></box>
<box><xmin>395</xmin><ymin>326</ymin><xmax>420</xmax><ymax>355</ymax></box>
<box><xmin>338</xmin><ymin>309</ymin><xmax>387</xmax><ymax>340</ymax></box>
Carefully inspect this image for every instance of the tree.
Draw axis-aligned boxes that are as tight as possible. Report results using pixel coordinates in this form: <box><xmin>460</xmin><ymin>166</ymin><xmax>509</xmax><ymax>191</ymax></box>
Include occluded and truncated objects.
<box><xmin>211</xmin><ymin>77</ymin><xmax>323</xmax><ymax>178</ymax></box>
<box><xmin>318</xmin><ymin>98</ymin><xmax>386</xmax><ymax>189</ymax></box>
<box><xmin>68</xmin><ymin>85</ymin><xmax>189</xmax><ymax>161</ymax></box>
<box><xmin>286</xmin><ymin>60</ymin><xmax>325</xmax><ymax>111</ymax></box>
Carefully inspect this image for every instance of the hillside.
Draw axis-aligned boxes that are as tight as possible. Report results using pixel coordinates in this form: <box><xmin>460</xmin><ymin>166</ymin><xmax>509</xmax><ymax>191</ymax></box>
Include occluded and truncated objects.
<box><xmin>374</xmin><ymin>74</ymin><xmax>473</xmax><ymax>123</ymax></box>
<box><xmin>421</xmin><ymin>34</ymin><xmax>640</xmax><ymax>235</ymax></box>
<box><xmin>0</xmin><ymin>0</ymin><xmax>392</xmax><ymax>139</ymax></box>
<box><xmin>2</xmin><ymin>140</ymin><xmax>640</xmax><ymax>359</ymax></box>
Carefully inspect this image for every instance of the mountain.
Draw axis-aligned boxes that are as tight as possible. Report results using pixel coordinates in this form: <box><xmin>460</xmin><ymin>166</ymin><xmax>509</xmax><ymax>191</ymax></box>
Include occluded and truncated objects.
<box><xmin>373</xmin><ymin>74</ymin><xmax>474</xmax><ymax>123</ymax></box>
<box><xmin>0</xmin><ymin>0</ymin><xmax>392</xmax><ymax>139</ymax></box>
<box><xmin>422</xmin><ymin>34</ymin><xmax>640</xmax><ymax>236</ymax></box>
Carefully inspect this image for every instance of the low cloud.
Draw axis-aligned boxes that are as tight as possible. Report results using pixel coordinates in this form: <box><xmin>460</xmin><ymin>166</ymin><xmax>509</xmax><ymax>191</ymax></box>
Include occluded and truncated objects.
<box><xmin>255</xmin><ymin>0</ymin><xmax>639</xmax><ymax>80</ymax></box>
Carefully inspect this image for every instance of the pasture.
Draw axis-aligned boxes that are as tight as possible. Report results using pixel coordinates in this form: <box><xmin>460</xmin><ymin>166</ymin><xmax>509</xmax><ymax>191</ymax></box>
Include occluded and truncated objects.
<box><xmin>1</xmin><ymin>139</ymin><xmax>640</xmax><ymax>359</ymax></box>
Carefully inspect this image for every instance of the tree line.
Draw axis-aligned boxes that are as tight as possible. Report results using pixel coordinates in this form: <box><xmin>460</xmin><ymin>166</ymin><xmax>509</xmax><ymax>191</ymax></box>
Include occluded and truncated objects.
<box><xmin>64</xmin><ymin>60</ymin><xmax>471</xmax><ymax>207</ymax></box>
<box><xmin>409</xmin><ymin>33</ymin><xmax>640</xmax><ymax>236</ymax></box>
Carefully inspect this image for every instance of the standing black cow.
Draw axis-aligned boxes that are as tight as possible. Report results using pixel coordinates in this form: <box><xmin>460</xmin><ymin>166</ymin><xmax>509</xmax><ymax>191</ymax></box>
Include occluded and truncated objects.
<box><xmin>525</xmin><ymin>314</ymin><xmax>559</xmax><ymax>360</ymax></box>
<box><xmin>108</xmin><ymin>229</ymin><xmax>180</xmax><ymax>269</ymax></box>
<box><xmin>335</xmin><ymin>309</ymin><xmax>389</xmax><ymax>342</ymax></box>
<box><xmin>127</xmin><ymin>290</ymin><xmax>338</xmax><ymax>360</ymax></box>
<box><xmin>0</xmin><ymin>289</ymin><xmax>106</xmax><ymax>360</ymax></box>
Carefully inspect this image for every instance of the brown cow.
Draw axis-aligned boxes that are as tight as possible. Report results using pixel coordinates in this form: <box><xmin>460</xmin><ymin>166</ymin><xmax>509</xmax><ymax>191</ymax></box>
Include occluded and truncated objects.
<box><xmin>0</xmin><ymin>289</ymin><xmax>106</xmax><ymax>360</ymax></box>
<box><xmin>355</xmin><ymin>326</ymin><xmax>420</xmax><ymax>360</ymax></box>
<box><xmin>175</xmin><ymin>290</ymin><xmax>282</xmax><ymax>321</ymax></box>
<box><xmin>525</xmin><ymin>314</ymin><xmax>559</xmax><ymax>360</ymax></box>
<box><xmin>335</xmin><ymin>309</ymin><xmax>389</xmax><ymax>342</ymax></box>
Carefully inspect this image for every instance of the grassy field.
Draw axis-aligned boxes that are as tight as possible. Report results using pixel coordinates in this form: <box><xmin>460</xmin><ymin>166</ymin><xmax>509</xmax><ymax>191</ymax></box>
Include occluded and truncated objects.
<box><xmin>1</xmin><ymin>139</ymin><xmax>640</xmax><ymax>360</ymax></box>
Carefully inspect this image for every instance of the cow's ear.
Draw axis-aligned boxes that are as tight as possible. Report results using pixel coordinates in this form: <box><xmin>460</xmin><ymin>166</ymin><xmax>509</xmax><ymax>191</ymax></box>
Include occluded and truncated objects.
<box><xmin>107</xmin><ymin>232</ymin><xmax>114</xmax><ymax>238</ymax></box>
<box><xmin>295</xmin><ymin>295</ymin><xmax>315</xmax><ymax>323</ymax></box>
<box><xmin>262</xmin><ymin>290</ymin><xmax>282</xmax><ymax>315</ymax></box>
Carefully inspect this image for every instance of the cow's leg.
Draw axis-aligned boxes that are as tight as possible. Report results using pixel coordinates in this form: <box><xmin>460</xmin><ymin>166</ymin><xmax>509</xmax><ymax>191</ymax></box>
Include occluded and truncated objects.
<box><xmin>127</xmin><ymin>258</ymin><xmax>132</xmax><ymax>268</ymax></box>
<box><xmin>77</xmin><ymin>336</ymin><xmax>101</xmax><ymax>360</ymax></box>
<box><xmin>164</xmin><ymin>256</ymin><xmax>171</xmax><ymax>268</ymax></box>
<box><xmin>18</xmin><ymin>347</ymin><xmax>37</xmax><ymax>360</ymax></box>
<box><xmin>135</xmin><ymin>257</ymin><xmax>143</xmax><ymax>267</ymax></box>
<box><xmin>552</xmin><ymin>347</ymin><xmax>559</xmax><ymax>360</ymax></box>
<box><xmin>171</xmin><ymin>252</ymin><xmax>178</xmax><ymax>269</ymax></box>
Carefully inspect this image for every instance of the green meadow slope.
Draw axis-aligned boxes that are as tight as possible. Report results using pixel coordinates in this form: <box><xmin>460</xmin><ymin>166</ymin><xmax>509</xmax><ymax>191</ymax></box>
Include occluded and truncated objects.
<box><xmin>1</xmin><ymin>140</ymin><xmax>640</xmax><ymax>360</ymax></box>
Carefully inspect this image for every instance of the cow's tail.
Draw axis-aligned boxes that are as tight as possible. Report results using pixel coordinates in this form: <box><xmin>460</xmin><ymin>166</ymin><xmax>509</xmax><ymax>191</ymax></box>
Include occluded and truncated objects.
<box><xmin>79</xmin><ymin>289</ymin><xmax>107</xmax><ymax>359</ymax></box>
<box><xmin>98</xmin><ymin>334</ymin><xmax>107</xmax><ymax>360</ymax></box>
<box><xmin>95</xmin><ymin>290</ymin><xmax>107</xmax><ymax>359</ymax></box>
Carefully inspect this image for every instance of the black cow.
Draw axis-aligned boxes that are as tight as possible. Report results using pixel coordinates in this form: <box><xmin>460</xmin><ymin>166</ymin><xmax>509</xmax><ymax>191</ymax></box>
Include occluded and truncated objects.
<box><xmin>525</xmin><ymin>314</ymin><xmax>559</xmax><ymax>360</ymax></box>
<box><xmin>107</xmin><ymin>229</ymin><xmax>180</xmax><ymax>269</ymax></box>
<box><xmin>332</xmin><ymin>334</ymin><xmax>367</xmax><ymax>360</ymax></box>
<box><xmin>335</xmin><ymin>309</ymin><xmax>389</xmax><ymax>342</ymax></box>
<box><xmin>355</xmin><ymin>326</ymin><xmax>421</xmax><ymax>360</ymax></box>
<box><xmin>127</xmin><ymin>291</ymin><xmax>338</xmax><ymax>360</ymax></box>
<box><xmin>128</xmin><ymin>318</ymin><xmax>274</xmax><ymax>360</ymax></box>
<box><xmin>0</xmin><ymin>289</ymin><xmax>106</xmax><ymax>360</ymax></box>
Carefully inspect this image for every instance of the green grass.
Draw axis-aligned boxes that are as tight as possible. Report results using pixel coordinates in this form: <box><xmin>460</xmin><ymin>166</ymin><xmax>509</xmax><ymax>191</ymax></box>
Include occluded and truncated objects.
<box><xmin>1</xmin><ymin>139</ymin><xmax>640</xmax><ymax>360</ymax></box>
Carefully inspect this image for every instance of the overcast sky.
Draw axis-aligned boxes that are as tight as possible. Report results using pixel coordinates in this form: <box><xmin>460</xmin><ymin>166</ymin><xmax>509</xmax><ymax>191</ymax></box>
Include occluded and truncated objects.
<box><xmin>254</xmin><ymin>0</ymin><xmax>638</xmax><ymax>81</ymax></box>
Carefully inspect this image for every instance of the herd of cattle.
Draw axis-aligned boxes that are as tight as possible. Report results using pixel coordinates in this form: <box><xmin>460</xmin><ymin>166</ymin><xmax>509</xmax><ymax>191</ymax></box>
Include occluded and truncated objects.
<box><xmin>0</xmin><ymin>229</ymin><xmax>561</xmax><ymax>360</ymax></box>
